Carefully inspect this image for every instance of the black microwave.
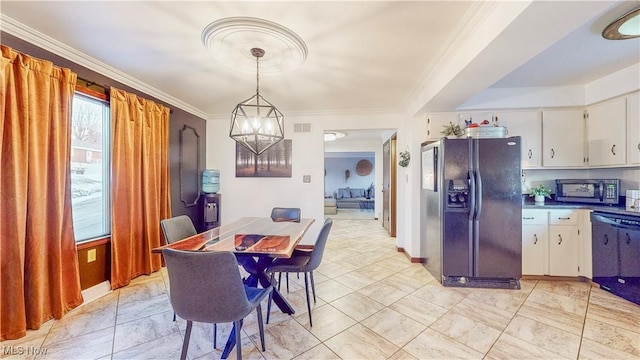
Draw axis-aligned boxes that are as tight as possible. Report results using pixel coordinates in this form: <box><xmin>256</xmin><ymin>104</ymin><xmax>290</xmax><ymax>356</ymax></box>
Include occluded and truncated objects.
<box><xmin>555</xmin><ymin>179</ymin><xmax>620</xmax><ymax>205</ymax></box>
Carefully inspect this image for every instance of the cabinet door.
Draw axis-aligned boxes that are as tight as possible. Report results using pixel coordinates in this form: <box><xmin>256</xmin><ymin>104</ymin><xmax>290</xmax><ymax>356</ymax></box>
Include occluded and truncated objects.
<box><xmin>591</xmin><ymin>221</ymin><xmax>619</xmax><ymax>278</ymax></box>
<box><xmin>619</xmin><ymin>228</ymin><xmax>640</xmax><ymax>278</ymax></box>
<box><xmin>628</xmin><ymin>92</ymin><xmax>640</xmax><ymax>165</ymax></box>
<box><xmin>522</xmin><ymin>224</ymin><xmax>548</xmax><ymax>275</ymax></box>
<box><xmin>496</xmin><ymin>111</ymin><xmax>541</xmax><ymax>168</ymax></box>
<box><xmin>548</xmin><ymin>225</ymin><xmax>579</xmax><ymax>276</ymax></box>
<box><xmin>426</xmin><ymin>113</ymin><xmax>459</xmax><ymax>140</ymax></box>
<box><xmin>587</xmin><ymin>97</ymin><xmax>626</xmax><ymax>166</ymax></box>
<box><xmin>542</xmin><ymin>110</ymin><xmax>585</xmax><ymax>167</ymax></box>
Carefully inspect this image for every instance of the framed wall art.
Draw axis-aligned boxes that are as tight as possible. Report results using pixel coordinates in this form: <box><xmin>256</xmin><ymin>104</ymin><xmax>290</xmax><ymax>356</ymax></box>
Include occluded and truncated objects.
<box><xmin>235</xmin><ymin>139</ymin><xmax>292</xmax><ymax>177</ymax></box>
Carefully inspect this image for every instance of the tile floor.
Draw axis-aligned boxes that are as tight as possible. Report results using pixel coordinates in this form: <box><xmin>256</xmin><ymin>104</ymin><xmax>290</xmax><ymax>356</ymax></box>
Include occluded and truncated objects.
<box><xmin>2</xmin><ymin>218</ymin><xmax>639</xmax><ymax>360</ymax></box>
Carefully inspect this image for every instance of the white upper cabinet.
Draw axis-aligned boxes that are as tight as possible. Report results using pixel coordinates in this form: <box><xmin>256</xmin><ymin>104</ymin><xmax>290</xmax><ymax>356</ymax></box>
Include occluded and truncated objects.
<box><xmin>496</xmin><ymin>111</ymin><xmax>541</xmax><ymax>168</ymax></box>
<box><xmin>586</xmin><ymin>97</ymin><xmax>627</xmax><ymax>167</ymax></box>
<box><xmin>628</xmin><ymin>91</ymin><xmax>640</xmax><ymax>165</ymax></box>
<box><xmin>425</xmin><ymin>113</ymin><xmax>459</xmax><ymax>140</ymax></box>
<box><xmin>541</xmin><ymin>109</ymin><xmax>585</xmax><ymax>167</ymax></box>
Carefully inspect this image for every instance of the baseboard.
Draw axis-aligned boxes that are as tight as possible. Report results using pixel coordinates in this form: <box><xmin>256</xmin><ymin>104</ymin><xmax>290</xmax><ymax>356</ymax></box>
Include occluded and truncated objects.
<box><xmin>80</xmin><ymin>280</ymin><xmax>112</xmax><ymax>305</ymax></box>
<box><xmin>396</xmin><ymin>246</ymin><xmax>426</xmax><ymax>263</ymax></box>
<box><xmin>520</xmin><ymin>275</ymin><xmax>587</xmax><ymax>282</ymax></box>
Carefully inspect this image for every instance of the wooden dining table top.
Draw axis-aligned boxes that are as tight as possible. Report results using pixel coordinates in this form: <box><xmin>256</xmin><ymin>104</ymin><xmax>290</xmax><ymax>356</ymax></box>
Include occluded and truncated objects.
<box><xmin>152</xmin><ymin>217</ymin><xmax>315</xmax><ymax>258</ymax></box>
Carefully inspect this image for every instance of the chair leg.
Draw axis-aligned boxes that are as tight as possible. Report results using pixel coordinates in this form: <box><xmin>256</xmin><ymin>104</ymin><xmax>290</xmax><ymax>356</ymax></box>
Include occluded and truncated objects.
<box><xmin>277</xmin><ymin>272</ymin><xmax>282</xmax><ymax>291</ymax></box>
<box><xmin>213</xmin><ymin>323</ymin><xmax>217</xmax><ymax>349</ymax></box>
<box><xmin>256</xmin><ymin>304</ymin><xmax>266</xmax><ymax>351</ymax></box>
<box><xmin>266</xmin><ymin>273</ymin><xmax>274</xmax><ymax>324</ymax></box>
<box><xmin>286</xmin><ymin>273</ymin><xmax>289</xmax><ymax>293</ymax></box>
<box><xmin>304</xmin><ymin>272</ymin><xmax>313</xmax><ymax>327</ymax></box>
<box><xmin>181</xmin><ymin>320</ymin><xmax>193</xmax><ymax>360</ymax></box>
<box><xmin>310</xmin><ymin>271</ymin><xmax>316</xmax><ymax>303</ymax></box>
<box><xmin>235</xmin><ymin>320</ymin><xmax>243</xmax><ymax>360</ymax></box>
<box><xmin>173</xmin><ymin>312</ymin><xmax>176</xmax><ymax>321</ymax></box>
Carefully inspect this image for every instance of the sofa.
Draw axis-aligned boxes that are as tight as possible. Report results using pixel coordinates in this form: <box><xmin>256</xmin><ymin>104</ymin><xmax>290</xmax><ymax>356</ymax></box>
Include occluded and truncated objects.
<box><xmin>333</xmin><ymin>187</ymin><xmax>374</xmax><ymax>209</ymax></box>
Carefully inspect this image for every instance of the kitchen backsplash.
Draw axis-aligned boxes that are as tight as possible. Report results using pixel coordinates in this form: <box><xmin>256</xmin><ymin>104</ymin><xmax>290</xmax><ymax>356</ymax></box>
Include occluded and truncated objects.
<box><xmin>522</xmin><ymin>168</ymin><xmax>640</xmax><ymax>195</ymax></box>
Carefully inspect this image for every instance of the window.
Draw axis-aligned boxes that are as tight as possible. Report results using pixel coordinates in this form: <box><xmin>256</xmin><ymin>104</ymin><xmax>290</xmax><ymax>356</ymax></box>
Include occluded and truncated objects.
<box><xmin>70</xmin><ymin>93</ymin><xmax>110</xmax><ymax>242</ymax></box>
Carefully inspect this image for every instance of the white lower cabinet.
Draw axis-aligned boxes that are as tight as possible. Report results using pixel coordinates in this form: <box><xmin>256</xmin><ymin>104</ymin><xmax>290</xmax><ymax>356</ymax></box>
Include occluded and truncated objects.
<box><xmin>522</xmin><ymin>208</ymin><xmax>587</xmax><ymax>277</ymax></box>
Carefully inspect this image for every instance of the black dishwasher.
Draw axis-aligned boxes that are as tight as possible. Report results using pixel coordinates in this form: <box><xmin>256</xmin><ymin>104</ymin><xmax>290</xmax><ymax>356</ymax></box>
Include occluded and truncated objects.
<box><xmin>591</xmin><ymin>212</ymin><xmax>640</xmax><ymax>305</ymax></box>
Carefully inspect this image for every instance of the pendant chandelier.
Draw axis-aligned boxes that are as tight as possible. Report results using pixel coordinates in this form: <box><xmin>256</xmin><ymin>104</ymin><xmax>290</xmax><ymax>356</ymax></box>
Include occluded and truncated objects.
<box><xmin>230</xmin><ymin>48</ymin><xmax>284</xmax><ymax>155</ymax></box>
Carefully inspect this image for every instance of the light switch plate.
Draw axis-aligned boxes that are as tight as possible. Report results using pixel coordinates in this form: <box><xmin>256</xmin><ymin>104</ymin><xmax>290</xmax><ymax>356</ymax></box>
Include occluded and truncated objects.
<box><xmin>303</xmin><ymin>175</ymin><xmax>311</xmax><ymax>183</ymax></box>
<box><xmin>87</xmin><ymin>248</ymin><xmax>97</xmax><ymax>263</ymax></box>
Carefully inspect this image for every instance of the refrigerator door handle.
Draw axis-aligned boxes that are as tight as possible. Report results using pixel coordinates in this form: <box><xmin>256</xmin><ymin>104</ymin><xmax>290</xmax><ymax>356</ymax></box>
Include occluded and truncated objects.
<box><xmin>475</xmin><ymin>170</ymin><xmax>483</xmax><ymax>217</ymax></box>
<box><xmin>468</xmin><ymin>170</ymin><xmax>476</xmax><ymax>221</ymax></box>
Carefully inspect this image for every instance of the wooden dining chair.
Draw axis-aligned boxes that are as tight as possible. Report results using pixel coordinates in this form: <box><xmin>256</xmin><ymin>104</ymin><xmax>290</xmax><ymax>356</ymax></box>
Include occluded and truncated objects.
<box><xmin>266</xmin><ymin>218</ymin><xmax>333</xmax><ymax>326</ymax></box>
<box><xmin>163</xmin><ymin>248</ymin><xmax>272</xmax><ymax>360</ymax></box>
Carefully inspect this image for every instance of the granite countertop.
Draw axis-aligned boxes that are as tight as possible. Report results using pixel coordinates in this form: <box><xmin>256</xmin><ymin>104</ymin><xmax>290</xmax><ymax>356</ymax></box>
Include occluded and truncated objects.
<box><xmin>522</xmin><ymin>196</ymin><xmax>640</xmax><ymax>217</ymax></box>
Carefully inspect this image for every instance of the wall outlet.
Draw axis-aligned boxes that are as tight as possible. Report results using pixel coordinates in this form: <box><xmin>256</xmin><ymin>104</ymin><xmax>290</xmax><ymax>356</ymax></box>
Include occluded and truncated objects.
<box><xmin>87</xmin><ymin>248</ymin><xmax>97</xmax><ymax>263</ymax></box>
<box><xmin>303</xmin><ymin>175</ymin><xmax>311</xmax><ymax>183</ymax></box>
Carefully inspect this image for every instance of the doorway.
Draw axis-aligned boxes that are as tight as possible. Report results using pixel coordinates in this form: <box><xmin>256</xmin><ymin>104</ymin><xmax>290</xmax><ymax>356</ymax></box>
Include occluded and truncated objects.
<box><xmin>382</xmin><ymin>134</ymin><xmax>397</xmax><ymax>237</ymax></box>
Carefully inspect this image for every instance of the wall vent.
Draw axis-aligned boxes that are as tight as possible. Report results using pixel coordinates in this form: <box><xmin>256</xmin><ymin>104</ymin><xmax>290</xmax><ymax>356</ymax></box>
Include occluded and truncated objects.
<box><xmin>294</xmin><ymin>123</ymin><xmax>311</xmax><ymax>133</ymax></box>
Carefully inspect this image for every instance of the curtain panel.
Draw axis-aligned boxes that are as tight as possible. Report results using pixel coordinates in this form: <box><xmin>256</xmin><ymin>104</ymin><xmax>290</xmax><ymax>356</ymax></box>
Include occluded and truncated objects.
<box><xmin>0</xmin><ymin>45</ymin><xmax>83</xmax><ymax>340</ymax></box>
<box><xmin>110</xmin><ymin>88</ymin><xmax>171</xmax><ymax>289</ymax></box>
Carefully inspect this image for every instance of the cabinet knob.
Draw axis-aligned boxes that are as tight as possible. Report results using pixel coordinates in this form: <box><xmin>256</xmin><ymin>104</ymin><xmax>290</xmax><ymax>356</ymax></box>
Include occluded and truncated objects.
<box><xmin>604</xmin><ymin>234</ymin><xmax>609</xmax><ymax>245</ymax></box>
<box><xmin>551</xmin><ymin>148</ymin><xmax>555</xmax><ymax>158</ymax></box>
<box><xmin>523</xmin><ymin>217</ymin><xmax>534</xmax><ymax>220</ymax></box>
<box><xmin>557</xmin><ymin>234</ymin><xmax>563</xmax><ymax>245</ymax></box>
<box><xmin>626</xmin><ymin>233</ymin><xmax>631</xmax><ymax>245</ymax></box>
<box><xmin>558</xmin><ymin>217</ymin><xmax>571</xmax><ymax>220</ymax></box>
<box><xmin>611</xmin><ymin>144</ymin><xmax>616</xmax><ymax>156</ymax></box>
<box><xmin>528</xmin><ymin>149</ymin><xmax>532</xmax><ymax>159</ymax></box>
<box><xmin>637</xmin><ymin>142</ymin><xmax>639</xmax><ymax>151</ymax></box>
<box><xmin>533</xmin><ymin>234</ymin><xmax>538</xmax><ymax>244</ymax></box>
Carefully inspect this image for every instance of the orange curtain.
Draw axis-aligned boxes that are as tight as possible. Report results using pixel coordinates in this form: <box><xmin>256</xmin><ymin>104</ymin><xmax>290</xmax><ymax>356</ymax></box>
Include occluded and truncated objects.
<box><xmin>0</xmin><ymin>45</ymin><xmax>83</xmax><ymax>340</ymax></box>
<box><xmin>110</xmin><ymin>87</ymin><xmax>171</xmax><ymax>289</ymax></box>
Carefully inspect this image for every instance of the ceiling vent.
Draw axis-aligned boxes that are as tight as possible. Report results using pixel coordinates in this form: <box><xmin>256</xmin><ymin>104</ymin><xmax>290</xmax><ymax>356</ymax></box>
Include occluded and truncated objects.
<box><xmin>294</xmin><ymin>123</ymin><xmax>311</xmax><ymax>133</ymax></box>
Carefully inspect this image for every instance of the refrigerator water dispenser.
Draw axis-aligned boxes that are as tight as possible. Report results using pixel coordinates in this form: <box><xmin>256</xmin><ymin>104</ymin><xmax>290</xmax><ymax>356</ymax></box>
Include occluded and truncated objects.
<box><xmin>447</xmin><ymin>179</ymin><xmax>469</xmax><ymax>208</ymax></box>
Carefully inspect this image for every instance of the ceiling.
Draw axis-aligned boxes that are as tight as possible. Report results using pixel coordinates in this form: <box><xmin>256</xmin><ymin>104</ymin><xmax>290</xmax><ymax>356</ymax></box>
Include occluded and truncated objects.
<box><xmin>1</xmin><ymin>1</ymin><xmax>638</xmax><ymax>124</ymax></box>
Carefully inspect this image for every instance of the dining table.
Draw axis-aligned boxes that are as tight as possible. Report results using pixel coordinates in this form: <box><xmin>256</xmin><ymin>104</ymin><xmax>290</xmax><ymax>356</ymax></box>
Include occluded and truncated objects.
<box><xmin>152</xmin><ymin>216</ymin><xmax>315</xmax><ymax>358</ymax></box>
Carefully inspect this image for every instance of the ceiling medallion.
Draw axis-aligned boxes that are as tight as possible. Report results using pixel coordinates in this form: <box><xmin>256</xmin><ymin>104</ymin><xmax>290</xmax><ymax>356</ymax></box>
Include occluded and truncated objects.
<box><xmin>201</xmin><ymin>17</ymin><xmax>308</xmax><ymax>73</ymax></box>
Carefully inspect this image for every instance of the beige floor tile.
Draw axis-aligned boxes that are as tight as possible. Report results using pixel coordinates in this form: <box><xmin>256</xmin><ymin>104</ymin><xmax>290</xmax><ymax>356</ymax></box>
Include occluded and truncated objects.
<box><xmin>324</xmin><ymin>323</ymin><xmax>399</xmax><ymax>360</ymax></box>
<box><xmin>388</xmin><ymin>294</ymin><xmax>448</xmax><ymax>326</ymax></box>
<box><xmin>582</xmin><ymin>317</ymin><xmax>640</xmax><ymax>356</ymax></box>
<box><xmin>313</xmin><ymin>278</ymin><xmax>354</xmax><ymax>302</ymax></box>
<box><xmin>451</xmin><ymin>297</ymin><xmax>514</xmax><ymax>331</ymax></box>
<box><xmin>587</xmin><ymin>287</ymin><xmax>640</xmax><ymax>333</ymax></box>
<box><xmin>486</xmin><ymin>333</ymin><xmax>572</xmax><ymax>360</ymax></box>
<box><xmin>38</xmin><ymin>327</ymin><xmax>114</xmax><ymax>360</ymax></box>
<box><xmin>291</xmin><ymin>344</ymin><xmax>340</xmax><ymax>360</ymax></box>
<box><xmin>111</xmin><ymin>311</ymin><xmax>179</xmax><ymax>353</ymax></box>
<box><xmin>430</xmin><ymin>311</ymin><xmax>501</xmax><ymax>354</ymax></box>
<box><xmin>503</xmin><ymin>315</ymin><xmax>581</xmax><ymax>359</ymax></box>
<box><xmin>361</xmin><ymin>308</ymin><xmax>426</xmax><ymax>347</ymax></box>
<box><xmin>387</xmin><ymin>349</ymin><xmax>418</xmax><ymax>360</ymax></box>
<box><xmin>330</xmin><ymin>291</ymin><xmax>386</xmax><ymax>321</ymax></box>
<box><xmin>111</xmin><ymin>331</ymin><xmax>184</xmax><ymax>360</ymax></box>
<box><xmin>410</xmin><ymin>283</ymin><xmax>467</xmax><ymax>309</ymax></box>
<box><xmin>403</xmin><ymin>328</ymin><xmax>483</xmax><ymax>360</ymax></box>
<box><xmin>252</xmin><ymin>318</ymin><xmax>320</xmax><ymax>360</ymax></box>
<box><xmin>294</xmin><ymin>304</ymin><xmax>357</xmax><ymax>341</ymax></box>
<box><xmin>333</xmin><ymin>270</ymin><xmax>379</xmax><ymax>290</ymax></box>
<box><xmin>358</xmin><ymin>282</ymin><xmax>409</xmax><ymax>306</ymax></box>
<box><xmin>578</xmin><ymin>337</ymin><xmax>640</xmax><ymax>360</ymax></box>
<box><xmin>533</xmin><ymin>279</ymin><xmax>591</xmax><ymax>300</ymax></box>
<box><xmin>10</xmin><ymin>219</ymin><xmax>638</xmax><ymax>360</ymax></box>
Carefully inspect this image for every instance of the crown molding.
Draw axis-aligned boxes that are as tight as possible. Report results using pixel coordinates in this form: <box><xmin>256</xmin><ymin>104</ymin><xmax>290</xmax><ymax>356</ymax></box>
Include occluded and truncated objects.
<box><xmin>1</xmin><ymin>14</ymin><xmax>209</xmax><ymax>120</ymax></box>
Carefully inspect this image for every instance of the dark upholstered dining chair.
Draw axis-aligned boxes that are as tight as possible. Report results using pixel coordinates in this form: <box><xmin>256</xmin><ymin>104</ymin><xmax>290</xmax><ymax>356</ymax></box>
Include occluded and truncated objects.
<box><xmin>266</xmin><ymin>218</ymin><xmax>333</xmax><ymax>326</ymax></box>
<box><xmin>160</xmin><ymin>215</ymin><xmax>198</xmax><ymax>322</ymax></box>
<box><xmin>163</xmin><ymin>249</ymin><xmax>272</xmax><ymax>360</ymax></box>
<box><xmin>270</xmin><ymin>207</ymin><xmax>301</xmax><ymax>222</ymax></box>
<box><xmin>269</xmin><ymin>207</ymin><xmax>301</xmax><ymax>293</ymax></box>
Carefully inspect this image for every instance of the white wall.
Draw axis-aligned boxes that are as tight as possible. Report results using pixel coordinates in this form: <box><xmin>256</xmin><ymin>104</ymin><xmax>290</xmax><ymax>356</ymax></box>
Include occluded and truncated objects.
<box><xmin>206</xmin><ymin>112</ymin><xmax>398</xmax><ymax>245</ymax></box>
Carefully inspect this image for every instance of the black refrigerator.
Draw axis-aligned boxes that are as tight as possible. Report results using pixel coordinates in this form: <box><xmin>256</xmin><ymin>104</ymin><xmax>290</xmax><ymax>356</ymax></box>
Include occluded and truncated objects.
<box><xmin>420</xmin><ymin>137</ymin><xmax>522</xmax><ymax>289</ymax></box>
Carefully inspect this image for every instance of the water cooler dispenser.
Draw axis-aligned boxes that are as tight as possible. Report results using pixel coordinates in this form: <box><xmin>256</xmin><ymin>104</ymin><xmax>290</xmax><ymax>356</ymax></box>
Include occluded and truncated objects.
<box><xmin>199</xmin><ymin>169</ymin><xmax>221</xmax><ymax>232</ymax></box>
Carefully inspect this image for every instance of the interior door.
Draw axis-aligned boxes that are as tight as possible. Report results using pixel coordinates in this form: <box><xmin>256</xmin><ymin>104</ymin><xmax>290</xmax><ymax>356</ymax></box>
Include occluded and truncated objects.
<box><xmin>383</xmin><ymin>140</ymin><xmax>391</xmax><ymax>233</ymax></box>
